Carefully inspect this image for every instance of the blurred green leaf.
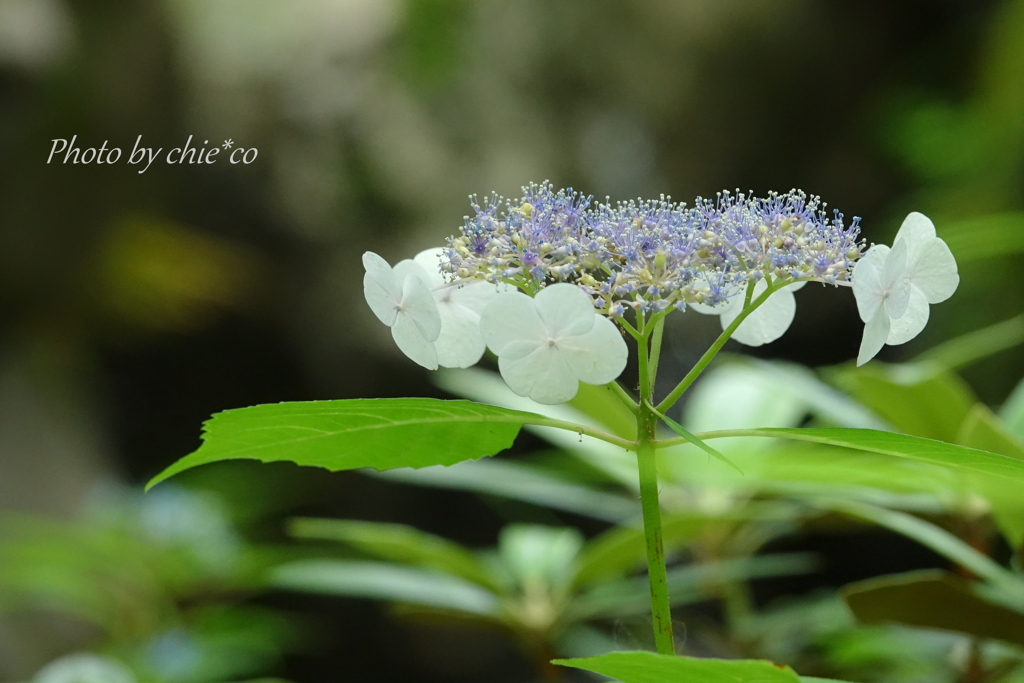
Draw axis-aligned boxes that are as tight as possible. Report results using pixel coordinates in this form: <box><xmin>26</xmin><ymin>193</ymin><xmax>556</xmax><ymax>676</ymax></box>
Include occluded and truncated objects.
<box><xmin>843</xmin><ymin>569</ymin><xmax>1024</xmax><ymax>647</ymax></box>
<box><xmin>553</xmin><ymin>650</ymin><xmax>810</xmax><ymax>682</ymax></box>
<box><xmin>572</xmin><ymin>511</ymin><xmax>787</xmax><ymax>588</ymax></box>
<box><xmin>147</xmin><ymin>399</ymin><xmax>564</xmax><ymax>490</ymax></box>
<box><xmin>571</xmin><ymin>554</ymin><xmax>819</xmax><ymax>620</ymax></box>
<box><xmin>939</xmin><ymin>213</ymin><xmax>1024</xmax><ymax>262</ymax></box>
<box><xmin>1000</xmin><ymin>374</ymin><xmax>1024</xmax><ymax>439</ymax></box>
<box><xmin>696</xmin><ymin>427</ymin><xmax>1024</xmax><ymax>484</ymax></box>
<box><xmin>371</xmin><ymin>459</ymin><xmax>639</xmax><ymax>522</ymax></box>
<box><xmin>827</xmin><ymin>363</ymin><xmax>976</xmax><ymax>442</ymax></box>
<box><xmin>570</xmin><ymin>382</ymin><xmax>637</xmax><ymax>439</ymax></box>
<box><xmin>289</xmin><ymin>518</ymin><xmax>501</xmax><ymax>591</ymax></box>
<box><xmin>650</xmin><ymin>402</ymin><xmax>742</xmax><ymax>474</ymax></box>
<box><xmin>498</xmin><ymin>524</ymin><xmax>583</xmax><ymax>589</ymax></box>
<box><xmin>270</xmin><ymin>560</ymin><xmax>499</xmax><ymax>616</ymax></box>
<box><xmin>916</xmin><ymin>313</ymin><xmax>1024</xmax><ymax>371</ymax></box>
<box><xmin>823</xmin><ymin>499</ymin><xmax>1024</xmax><ymax>602</ymax></box>
<box><xmin>956</xmin><ymin>404</ymin><xmax>1024</xmax><ymax>545</ymax></box>
<box><xmin>434</xmin><ymin>368</ymin><xmax>639</xmax><ymax>486</ymax></box>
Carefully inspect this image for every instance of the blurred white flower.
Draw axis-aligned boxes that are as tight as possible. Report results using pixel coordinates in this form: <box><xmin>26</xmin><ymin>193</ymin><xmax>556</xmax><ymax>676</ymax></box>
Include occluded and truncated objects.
<box><xmin>853</xmin><ymin>212</ymin><xmax>958</xmax><ymax>366</ymax></box>
<box><xmin>395</xmin><ymin>248</ymin><xmax>502</xmax><ymax>368</ymax></box>
<box><xmin>33</xmin><ymin>654</ymin><xmax>135</xmax><ymax>683</ymax></box>
<box><xmin>690</xmin><ymin>279</ymin><xmax>805</xmax><ymax>347</ymax></box>
<box><xmin>480</xmin><ymin>284</ymin><xmax>627</xmax><ymax>404</ymax></box>
<box><xmin>362</xmin><ymin>251</ymin><xmax>441</xmax><ymax>369</ymax></box>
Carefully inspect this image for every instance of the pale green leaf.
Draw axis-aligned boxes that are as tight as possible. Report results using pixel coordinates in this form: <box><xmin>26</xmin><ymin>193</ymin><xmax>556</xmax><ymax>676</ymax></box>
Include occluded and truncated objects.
<box><xmin>370</xmin><ymin>459</ymin><xmax>639</xmax><ymax>523</ymax></box>
<box><xmin>270</xmin><ymin>560</ymin><xmax>499</xmax><ymax>616</ymax></box>
<box><xmin>691</xmin><ymin>428</ymin><xmax>1024</xmax><ymax>484</ymax></box>
<box><xmin>288</xmin><ymin>518</ymin><xmax>500</xmax><ymax>591</ymax></box>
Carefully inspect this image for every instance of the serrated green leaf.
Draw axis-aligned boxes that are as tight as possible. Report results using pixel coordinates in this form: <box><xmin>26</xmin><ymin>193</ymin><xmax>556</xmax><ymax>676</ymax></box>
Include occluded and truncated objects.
<box><xmin>147</xmin><ymin>399</ymin><xmax>559</xmax><ymax>490</ymax></box>
<box><xmin>843</xmin><ymin>569</ymin><xmax>1024</xmax><ymax>647</ymax></box>
<box><xmin>288</xmin><ymin>518</ymin><xmax>500</xmax><ymax>591</ymax></box>
<box><xmin>553</xmin><ymin>651</ymin><xmax>804</xmax><ymax>682</ymax></box>
<box><xmin>270</xmin><ymin>560</ymin><xmax>499</xmax><ymax>616</ymax></box>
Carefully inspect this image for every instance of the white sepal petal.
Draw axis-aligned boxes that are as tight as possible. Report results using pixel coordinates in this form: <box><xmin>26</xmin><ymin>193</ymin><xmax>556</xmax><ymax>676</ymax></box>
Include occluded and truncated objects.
<box><xmin>400</xmin><ymin>275</ymin><xmax>442</xmax><ymax>341</ymax></box>
<box><xmin>480</xmin><ymin>291</ymin><xmax>547</xmax><ymax>359</ymax></box>
<box><xmin>852</xmin><ymin>247</ymin><xmax>886</xmax><ymax>323</ymax></box>
<box><xmin>498</xmin><ymin>347</ymin><xmax>579</xmax><ymax>404</ymax></box>
<box><xmin>857</xmin><ymin>308</ymin><xmax>891</xmax><ymax>366</ymax></box>
<box><xmin>908</xmin><ymin>238</ymin><xmax>959</xmax><ymax>304</ymax></box>
<box><xmin>721</xmin><ymin>283</ymin><xmax>797</xmax><ymax>347</ymax></box>
<box><xmin>881</xmin><ymin>237</ymin><xmax>912</xmax><ymax>320</ymax></box>
<box><xmin>362</xmin><ymin>252</ymin><xmax>402</xmax><ymax>326</ymax></box>
<box><xmin>561</xmin><ymin>316</ymin><xmax>628</xmax><ymax>384</ymax></box>
<box><xmin>894</xmin><ymin>211</ymin><xmax>937</xmax><ymax>249</ymax></box>
<box><xmin>434</xmin><ymin>301</ymin><xmax>487</xmax><ymax>368</ymax></box>
<box><xmin>533</xmin><ymin>283</ymin><xmax>596</xmax><ymax>338</ymax></box>
<box><xmin>391</xmin><ymin>314</ymin><xmax>438</xmax><ymax>370</ymax></box>
<box><xmin>886</xmin><ymin>285</ymin><xmax>930</xmax><ymax>346</ymax></box>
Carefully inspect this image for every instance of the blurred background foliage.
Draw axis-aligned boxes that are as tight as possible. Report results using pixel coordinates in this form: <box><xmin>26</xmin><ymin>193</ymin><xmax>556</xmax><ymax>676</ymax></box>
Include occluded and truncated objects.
<box><xmin>1</xmin><ymin>0</ymin><xmax>1024</xmax><ymax>681</ymax></box>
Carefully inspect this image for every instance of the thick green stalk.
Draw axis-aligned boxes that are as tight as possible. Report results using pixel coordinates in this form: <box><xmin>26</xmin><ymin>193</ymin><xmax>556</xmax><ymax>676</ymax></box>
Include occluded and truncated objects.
<box><xmin>635</xmin><ymin>319</ymin><xmax>675</xmax><ymax>655</ymax></box>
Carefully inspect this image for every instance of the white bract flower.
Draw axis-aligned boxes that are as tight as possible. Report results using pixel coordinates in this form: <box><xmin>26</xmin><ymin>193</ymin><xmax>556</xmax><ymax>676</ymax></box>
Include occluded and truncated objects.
<box><xmin>362</xmin><ymin>251</ymin><xmax>441</xmax><ymax>369</ymax></box>
<box><xmin>394</xmin><ymin>248</ymin><xmax>501</xmax><ymax>368</ymax></box>
<box><xmin>852</xmin><ymin>212</ymin><xmax>958</xmax><ymax>366</ymax></box>
<box><xmin>480</xmin><ymin>283</ymin><xmax>628</xmax><ymax>404</ymax></box>
<box><xmin>690</xmin><ymin>279</ymin><xmax>805</xmax><ymax>347</ymax></box>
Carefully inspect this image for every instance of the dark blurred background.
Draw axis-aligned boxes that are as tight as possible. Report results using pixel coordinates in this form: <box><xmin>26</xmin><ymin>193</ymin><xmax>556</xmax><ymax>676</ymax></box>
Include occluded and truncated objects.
<box><xmin>1</xmin><ymin>1</ymin><xmax>1023</xmax><ymax>681</ymax></box>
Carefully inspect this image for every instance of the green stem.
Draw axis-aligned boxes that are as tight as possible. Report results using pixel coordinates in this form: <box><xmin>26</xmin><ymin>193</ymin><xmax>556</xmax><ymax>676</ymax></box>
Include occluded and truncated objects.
<box><xmin>607</xmin><ymin>381</ymin><xmax>639</xmax><ymax>414</ymax></box>
<box><xmin>648</xmin><ymin>315</ymin><xmax>665</xmax><ymax>384</ymax></box>
<box><xmin>655</xmin><ymin>284</ymin><xmax>777</xmax><ymax>415</ymax></box>
<box><xmin>636</xmin><ymin>323</ymin><xmax>675</xmax><ymax>655</ymax></box>
<box><xmin>523</xmin><ymin>416</ymin><xmax>637</xmax><ymax>451</ymax></box>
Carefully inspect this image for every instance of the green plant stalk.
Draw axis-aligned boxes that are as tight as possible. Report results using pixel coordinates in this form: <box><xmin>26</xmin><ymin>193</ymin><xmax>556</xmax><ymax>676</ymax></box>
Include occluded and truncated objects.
<box><xmin>655</xmin><ymin>283</ymin><xmax>778</xmax><ymax>414</ymax></box>
<box><xmin>635</xmin><ymin>316</ymin><xmax>676</xmax><ymax>655</ymax></box>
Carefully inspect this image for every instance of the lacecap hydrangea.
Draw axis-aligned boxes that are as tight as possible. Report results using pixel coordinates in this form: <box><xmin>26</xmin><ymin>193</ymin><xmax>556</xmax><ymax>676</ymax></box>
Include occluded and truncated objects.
<box><xmin>363</xmin><ymin>182</ymin><xmax>958</xmax><ymax>403</ymax></box>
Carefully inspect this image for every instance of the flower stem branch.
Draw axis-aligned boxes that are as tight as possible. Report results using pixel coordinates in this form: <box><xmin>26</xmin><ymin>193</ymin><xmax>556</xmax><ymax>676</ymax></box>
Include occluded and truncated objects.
<box><xmin>655</xmin><ymin>284</ymin><xmax>777</xmax><ymax>415</ymax></box>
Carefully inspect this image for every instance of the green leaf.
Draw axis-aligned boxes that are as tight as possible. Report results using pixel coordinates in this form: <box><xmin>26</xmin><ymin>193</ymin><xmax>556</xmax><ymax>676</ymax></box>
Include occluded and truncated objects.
<box><xmin>843</xmin><ymin>569</ymin><xmax>1024</xmax><ymax>647</ymax></box>
<box><xmin>571</xmin><ymin>507</ymin><xmax>800</xmax><ymax>588</ymax></box>
<box><xmin>955</xmin><ymin>403</ymin><xmax>1024</xmax><ymax>545</ymax></box>
<box><xmin>939</xmin><ymin>212</ymin><xmax>1024</xmax><ymax>262</ymax></box>
<box><xmin>916</xmin><ymin>313</ymin><xmax>1024</xmax><ymax>371</ymax></box>
<box><xmin>571</xmin><ymin>554</ymin><xmax>819</xmax><ymax>620</ymax></box>
<box><xmin>827</xmin><ymin>363</ymin><xmax>977</xmax><ymax>443</ymax></box>
<box><xmin>958</xmin><ymin>403</ymin><xmax>1024</xmax><ymax>460</ymax></box>
<box><xmin>691</xmin><ymin>428</ymin><xmax>1024</xmax><ymax>484</ymax></box>
<box><xmin>569</xmin><ymin>382</ymin><xmax>637</xmax><ymax>439</ymax></box>
<box><xmin>822</xmin><ymin>499</ymin><xmax>1024</xmax><ymax>603</ymax></box>
<box><xmin>1001</xmin><ymin>374</ymin><xmax>1024</xmax><ymax>439</ymax></box>
<box><xmin>647</xmin><ymin>401</ymin><xmax>742</xmax><ymax>474</ymax></box>
<box><xmin>270</xmin><ymin>560</ymin><xmax>499</xmax><ymax>616</ymax></box>
<box><xmin>288</xmin><ymin>518</ymin><xmax>500</xmax><ymax>591</ymax></box>
<box><xmin>147</xmin><ymin>399</ymin><xmax>556</xmax><ymax>490</ymax></box>
<box><xmin>370</xmin><ymin>459</ymin><xmax>639</xmax><ymax>523</ymax></box>
<box><xmin>552</xmin><ymin>651</ymin><xmax>804</xmax><ymax>682</ymax></box>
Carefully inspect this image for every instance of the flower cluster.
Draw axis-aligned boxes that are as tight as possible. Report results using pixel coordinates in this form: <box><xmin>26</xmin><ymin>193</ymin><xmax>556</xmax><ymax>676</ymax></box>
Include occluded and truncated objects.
<box><xmin>444</xmin><ymin>183</ymin><xmax>862</xmax><ymax>319</ymax></box>
<box><xmin>363</xmin><ymin>182</ymin><xmax>958</xmax><ymax>404</ymax></box>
